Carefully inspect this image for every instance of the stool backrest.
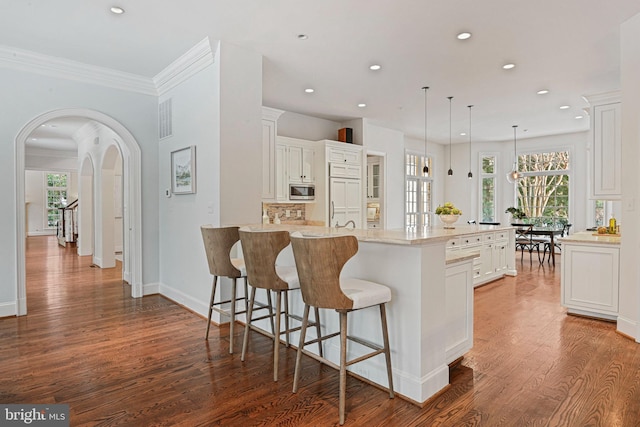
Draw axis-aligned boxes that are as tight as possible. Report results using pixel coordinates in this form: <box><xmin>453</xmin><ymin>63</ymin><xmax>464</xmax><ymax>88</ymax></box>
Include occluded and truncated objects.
<box><xmin>201</xmin><ymin>226</ymin><xmax>242</xmax><ymax>278</ymax></box>
<box><xmin>239</xmin><ymin>230</ymin><xmax>291</xmax><ymax>291</ymax></box>
<box><xmin>290</xmin><ymin>234</ymin><xmax>357</xmax><ymax>310</ymax></box>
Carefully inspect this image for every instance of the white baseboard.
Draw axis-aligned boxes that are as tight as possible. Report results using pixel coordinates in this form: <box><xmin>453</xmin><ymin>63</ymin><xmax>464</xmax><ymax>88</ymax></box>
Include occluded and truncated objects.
<box><xmin>27</xmin><ymin>230</ymin><xmax>56</xmax><ymax>236</ymax></box>
<box><xmin>617</xmin><ymin>315</ymin><xmax>637</xmax><ymax>341</ymax></box>
<box><xmin>0</xmin><ymin>301</ymin><xmax>17</xmax><ymax>318</ymax></box>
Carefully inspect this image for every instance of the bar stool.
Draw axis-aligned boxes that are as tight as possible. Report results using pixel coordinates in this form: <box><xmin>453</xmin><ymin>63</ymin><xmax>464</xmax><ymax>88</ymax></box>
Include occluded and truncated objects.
<box><xmin>239</xmin><ymin>229</ymin><xmax>322</xmax><ymax>382</ymax></box>
<box><xmin>200</xmin><ymin>225</ymin><xmax>256</xmax><ymax>354</ymax></box>
<box><xmin>290</xmin><ymin>233</ymin><xmax>394</xmax><ymax>425</ymax></box>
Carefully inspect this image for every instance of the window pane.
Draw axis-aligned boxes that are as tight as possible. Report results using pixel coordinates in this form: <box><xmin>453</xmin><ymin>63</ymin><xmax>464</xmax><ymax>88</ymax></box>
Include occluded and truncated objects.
<box><xmin>482</xmin><ymin>156</ymin><xmax>495</xmax><ymax>174</ymax></box>
<box><xmin>517</xmin><ymin>174</ymin><xmax>569</xmax><ymax>224</ymax></box>
<box><xmin>482</xmin><ymin>177</ymin><xmax>495</xmax><ymax>222</ymax></box>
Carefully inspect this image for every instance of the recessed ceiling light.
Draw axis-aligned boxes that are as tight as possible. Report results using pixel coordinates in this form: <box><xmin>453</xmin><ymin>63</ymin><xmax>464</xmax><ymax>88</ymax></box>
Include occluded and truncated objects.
<box><xmin>502</xmin><ymin>63</ymin><xmax>515</xmax><ymax>70</ymax></box>
<box><xmin>110</xmin><ymin>6</ymin><xmax>124</xmax><ymax>14</ymax></box>
<box><xmin>457</xmin><ymin>32</ymin><xmax>472</xmax><ymax>40</ymax></box>
<box><xmin>460</xmin><ymin>132</ymin><xmax>467</xmax><ymax>136</ymax></box>
<box><xmin>537</xmin><ymin>89</ymin><xmax>549</xmax><ymax>95</ymax></box>
<box><xmin>369</xmin><ymin>64</ymin><xmax>381</xmax><ymax>71</ymax></box>
<box><xmin>304</xmin><ymin>88</ymin><xmax>314</xmax><ymax>93</ymax></box>
<box><xmin>357</xmin><ymin>103</ymin><xmax>366</xmax><ymax>108</ymax></box>
<box><xmin>575</xmin><ymin>115</ymin><xmax>584</xmax><ymax>119</ymax></box>
<box><xmin>297</xmin><ymin>34</ymin><xmax>308</xmax><ymax>40</ymax></box>
<box><xmin>560</xmin><ymin>105</ymin><xmax>570</xmax><ymax>110</ymax></box>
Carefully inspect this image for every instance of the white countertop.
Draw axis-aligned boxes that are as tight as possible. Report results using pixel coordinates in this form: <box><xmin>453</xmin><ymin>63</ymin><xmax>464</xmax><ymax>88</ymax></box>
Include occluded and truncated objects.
<box><xmin>238</xmin><ymin>223</ymin><xmax>514</xmax><ymax>246</ymax></box>
<box><xmin>560</xmin><ymin>230</ymin><xmax>621</xmax><ymax>245</ymax></box>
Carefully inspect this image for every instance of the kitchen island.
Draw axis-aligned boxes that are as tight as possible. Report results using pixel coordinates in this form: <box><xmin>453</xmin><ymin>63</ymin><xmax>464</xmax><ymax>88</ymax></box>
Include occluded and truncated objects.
<box><xmin>238</xmin><ymin>223</ymin><xmax>516</xmax><ymax>404</ymax></box>
<box><xmin>561</xmin><ymin>231</ymin><xmax>621</xmax><ymax>321</ymax></box>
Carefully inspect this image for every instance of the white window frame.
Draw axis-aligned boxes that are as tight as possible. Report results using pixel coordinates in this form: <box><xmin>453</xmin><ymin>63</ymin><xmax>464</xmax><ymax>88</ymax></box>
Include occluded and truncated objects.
<box><xmin>478</xmin><ymin>152</ymin><xmax>499</xmax><ymax>223</ymax></box>
<box><xmin>44</xmin><ymin>172</ymin><xmax>69</xmax><ymax>230</ymax></box>
<box><xmin>513</xmin><ymin>147</ymin><xmax>572</xmax><ymax>226</ymax></box>
<box><xmin>405</xmin><ymin>150</ymin><xmax>433</xmax><ymax>228</ymax></box>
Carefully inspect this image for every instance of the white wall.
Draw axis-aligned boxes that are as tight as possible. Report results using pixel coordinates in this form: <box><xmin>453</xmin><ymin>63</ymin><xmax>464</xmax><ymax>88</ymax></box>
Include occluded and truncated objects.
<box><xmin>0</xmin><ymin>66</ymin><xmax>158</xmax><ymax>311</ymax></box>
<box><xmin>362</xmin><ymin>121</ymin><xmax>405</xmax><ymax>228</ymax></box>
<box><xmin>277</xmin><ymin>111</ymin><xmax>341</xmax><ymax>141</ymax></box>
<box><xmin>619</xmin><ymin>13</ymin><xmax>640</xmax><ymax>340</ymax></box>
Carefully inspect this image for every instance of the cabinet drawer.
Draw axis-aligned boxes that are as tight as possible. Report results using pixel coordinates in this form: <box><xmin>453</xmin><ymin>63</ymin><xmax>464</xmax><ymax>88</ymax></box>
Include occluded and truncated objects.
<box><xmin>495</xmin><ymin>231</ymin><xmax>508</xmax><ymax>241</ymax></box>
<box><xmin>461</xmin><ymin>235</ymin><xmax>482</xmax><ymax>246</ymax></box>
<box><xmin>330</xmin><ymin>163</ymin><xmax>361</xmax><ymax>178</ymax></box>
<box><xmin>447</xmin><ymin>238</ymin><xmax>461</xmax><ymax>249</ymax></box>
<box><xmin>328</xmin><ymin>147</ymin><xmax>362</xmax><ymax>164</ymax></box>
<box><xmin>482</xmin><ymin>233</ymin><xmax>495</xmax><ymax>242</ymax></box>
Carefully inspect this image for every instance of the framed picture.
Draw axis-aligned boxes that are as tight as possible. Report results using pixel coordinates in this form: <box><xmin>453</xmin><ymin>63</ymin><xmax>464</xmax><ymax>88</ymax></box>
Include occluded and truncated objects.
<box><xmin>171</xmin><ymin>145</ymin><xmax>196</xmax><ymax>194</ymax></box>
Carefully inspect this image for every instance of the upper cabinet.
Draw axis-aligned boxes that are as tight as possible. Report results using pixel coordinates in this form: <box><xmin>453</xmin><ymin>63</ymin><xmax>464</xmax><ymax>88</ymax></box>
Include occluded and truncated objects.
<box><xmin>586</xmin><ymin>92</ymin><xmax>621</xmax><ymax>200</ymax></box>
<box><xmin>288</xmin><ymin>144</ymin><xmax>315</xmax><ymax>183</ymax></box>
<box><xmin>261</xmin><ymin>107</ymin><xmax>285</xmax><ymax>200</ymax></box>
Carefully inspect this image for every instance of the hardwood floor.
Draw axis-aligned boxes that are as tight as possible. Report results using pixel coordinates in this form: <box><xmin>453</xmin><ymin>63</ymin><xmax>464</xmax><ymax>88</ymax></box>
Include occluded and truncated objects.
<box><xmin>1</xmin><ymin>236</ymin><xmax>639</xmax><ymax>426</ymax></box>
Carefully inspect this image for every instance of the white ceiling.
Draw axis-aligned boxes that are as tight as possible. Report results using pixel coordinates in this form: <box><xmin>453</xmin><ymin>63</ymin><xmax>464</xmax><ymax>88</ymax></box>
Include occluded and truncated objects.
<box><xmin>4</xmin><ymin>0</ymin><xmax>640</xmax><ymax>146</ymax></box>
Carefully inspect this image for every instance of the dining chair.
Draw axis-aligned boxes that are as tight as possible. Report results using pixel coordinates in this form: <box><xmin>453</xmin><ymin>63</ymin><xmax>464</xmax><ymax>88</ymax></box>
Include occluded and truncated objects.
<box><xmin>543</xmin><ymin>223</ymin><xmax>572</xmax><ymax>263</ymax></box>
<box><xmin>514</xmin><ymin>225</ymin><xmax>544</xmax><ymax>263</ymax></box>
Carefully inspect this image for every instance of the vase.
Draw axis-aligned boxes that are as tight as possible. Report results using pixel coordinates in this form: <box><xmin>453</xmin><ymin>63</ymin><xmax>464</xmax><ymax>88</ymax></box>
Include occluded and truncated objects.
<box><xmin>438</xmin><ymin>214</ymin><xmax>460</xmax><ymax>229</ymax></box>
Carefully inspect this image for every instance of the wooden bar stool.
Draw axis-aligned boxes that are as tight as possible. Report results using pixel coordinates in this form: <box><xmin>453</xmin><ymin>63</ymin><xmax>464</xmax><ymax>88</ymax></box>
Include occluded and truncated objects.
<box><xmin>290</xmin><ymin>233</ymin><xmax>394</xmax><ymax>425</ymax></box>
<box><xmin>201</xmin><ymin>225</ymin><xmax>262</xmax><ymax>354</ymax></box>
<box><xmin>239</xmin><ymin>229</ymin><xmax>322</xmax><ymax>382</ymax></box>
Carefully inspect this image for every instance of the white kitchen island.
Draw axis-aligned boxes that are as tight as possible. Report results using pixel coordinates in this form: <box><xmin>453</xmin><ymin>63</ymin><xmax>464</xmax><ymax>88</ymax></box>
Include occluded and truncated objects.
<box><xmin>237</xmin><ymin>223</ymin><xmax>516</xmax><ymax>404</ymax></box>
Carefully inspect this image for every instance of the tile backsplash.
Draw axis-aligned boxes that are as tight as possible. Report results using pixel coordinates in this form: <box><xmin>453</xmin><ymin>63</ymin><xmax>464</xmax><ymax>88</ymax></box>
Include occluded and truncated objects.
<box><xmin>262</xmin><ymin>203</ymin><xmax>307</xmax><ymax>224</ymax></box>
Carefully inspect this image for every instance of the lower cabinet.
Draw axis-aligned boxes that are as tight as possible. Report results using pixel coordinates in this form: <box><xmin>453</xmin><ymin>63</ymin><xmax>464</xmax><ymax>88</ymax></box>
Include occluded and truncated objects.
<box><xmin>448</xmin><ymin>231</ymin><xmax>511</xmax><ymax>287</ymax></box>
<box><xmin>445</xmin><ymin>259</ymin><xmax>474</xmax><ymax>363</ymax></box>
<box><xmin>561</xmin><ymin>242</ymin><xmax>619</xmax><ymax>320</ymax></box>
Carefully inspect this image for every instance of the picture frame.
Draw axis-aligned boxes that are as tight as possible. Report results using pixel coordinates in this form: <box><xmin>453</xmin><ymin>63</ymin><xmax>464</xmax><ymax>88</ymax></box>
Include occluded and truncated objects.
<box><xmin>171</xmin><ymin>145</ymin><xmax>196</xmax><ymax>194</ymax></box>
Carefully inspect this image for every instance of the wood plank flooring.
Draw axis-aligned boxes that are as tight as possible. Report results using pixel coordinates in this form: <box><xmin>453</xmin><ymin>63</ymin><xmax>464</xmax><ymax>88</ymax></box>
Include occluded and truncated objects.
<box><xmin>1</xmin><ymin>236</ymin><xmax>639</xmax><ymax>426</ymax></box>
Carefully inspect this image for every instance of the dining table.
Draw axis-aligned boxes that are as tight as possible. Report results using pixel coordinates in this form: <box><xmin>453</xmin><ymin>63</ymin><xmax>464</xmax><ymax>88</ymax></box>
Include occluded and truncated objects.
<box><xmin>512</xmin><ymin>224</ymin><xmax>564</xmax><ymax>266</ymax></box>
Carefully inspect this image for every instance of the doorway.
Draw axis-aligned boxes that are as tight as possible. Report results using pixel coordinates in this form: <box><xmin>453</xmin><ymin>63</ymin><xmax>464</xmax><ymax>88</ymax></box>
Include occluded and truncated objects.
<box><xmin>15</xmin><ymin>108</ymin><xmax>144</xmax><ymax>315</ymax></box>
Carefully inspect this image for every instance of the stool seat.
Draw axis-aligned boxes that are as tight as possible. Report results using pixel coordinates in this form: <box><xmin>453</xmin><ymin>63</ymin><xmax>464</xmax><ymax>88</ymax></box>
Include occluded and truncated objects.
<box><xmin>231</xmin><ymin>258</ymin><xmax>247</xmax><ymax>276</ymax></box>
<box><xmin>275</xmin><ymin>265</ymin><xmax>300</xmax><ymax>289</ymax></box>
<box><xmin>341</xmin><ymin>278</ymin><xmax>391</xmax><ymax>309</ymax></box>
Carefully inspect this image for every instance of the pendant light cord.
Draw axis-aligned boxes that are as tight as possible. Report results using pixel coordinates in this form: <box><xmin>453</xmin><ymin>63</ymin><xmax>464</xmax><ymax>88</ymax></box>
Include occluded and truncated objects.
<box><xmin>448</xmin><ymin>96</ymin><xmax>453</xmax><ymax>175</ymax></box>
<box><xmin>468</xmin><ymin>105</ymin><xmax>473</xmax><ymax>178</ymax></box>
<box><xmin>422</xmin><ymin>86</ymin><xmax>429</xmax><ymax>174</ymax></box>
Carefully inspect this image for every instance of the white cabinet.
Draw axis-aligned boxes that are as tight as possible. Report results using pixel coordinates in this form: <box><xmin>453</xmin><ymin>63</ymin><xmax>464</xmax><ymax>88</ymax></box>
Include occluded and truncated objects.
<box><xmin>328</xmin><ymin>146</ymin><xmax>361</xmax><ymax>164</ymax></box>
<box><xmin>586</xmin><ymin>92</ymin><xmax>621</xmax><ymax>200</ymax></box>
<box><xmin>367</xmin><ymin>161</ymin><xmax>380</xmax><ymax>200</ymax></box>
<box><xmin>445</xmin><ymin>258</ymin><xmax>474</xmax><ymax>363</ymax></box>
<box><xmin>275</xmin><ymin>143</ymin><xmax>288</xmax><ymax>201</ymax></box>
<box><xmin>261</xmin><ymin>107</ymin><xmax>284</xmax><ymax>200</ymax></box>
<box><xmin>329</xmin><ymin>177</ymin><xmax>362</xmax><ymax>228</ymax></box>
<box><xmin>445</xmin><ymin>230</ymin><xmax>514</xmax><ymax>288</ymax></box>
<box><xmin>288</xmin><ymin>145</ymin><xmax>315</xmax><ymax>183</ymax></box>
<box><xmin>562</xmin><ymin>241</ymin><xmax>619</xmax><ymax>320</ymax></box>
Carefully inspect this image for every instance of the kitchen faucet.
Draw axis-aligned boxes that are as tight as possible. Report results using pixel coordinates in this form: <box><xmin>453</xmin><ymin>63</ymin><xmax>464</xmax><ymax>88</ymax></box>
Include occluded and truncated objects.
<box><xmin>335</xmin><ymin>220</ymin><xmax>356</xmax><ymax>229</ymax></box>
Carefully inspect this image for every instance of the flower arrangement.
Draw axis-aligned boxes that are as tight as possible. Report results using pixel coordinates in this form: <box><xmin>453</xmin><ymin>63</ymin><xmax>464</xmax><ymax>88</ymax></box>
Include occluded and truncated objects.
<box><xmin>505</xmin><ymin>207</ymin><xmax>526</xmax><ymax>220</ymax></box>
<box><xmin>435</xmin><ymin>202</ymin><xmax>462</xmax><ymax>215</ymax></box>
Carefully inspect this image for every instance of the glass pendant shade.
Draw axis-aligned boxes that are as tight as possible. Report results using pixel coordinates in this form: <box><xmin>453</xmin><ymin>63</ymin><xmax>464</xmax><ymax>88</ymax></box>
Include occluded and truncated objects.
<box><xmin>422</xmin><ymin>86</ymin><xmax>429</xmax><ymax>175</ymax></box>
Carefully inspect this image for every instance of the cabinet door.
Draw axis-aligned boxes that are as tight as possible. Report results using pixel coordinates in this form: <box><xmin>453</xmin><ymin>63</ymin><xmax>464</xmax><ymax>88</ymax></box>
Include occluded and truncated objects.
<box><xmin>562</xmin><ymin>244</ymin><xmax>619</xmax><ymax>316</ymax></box>
<box><xmin>493</xmin><ymin>242</ymin><xmax>508</xmax><ymax>274</ymax></box>
<box><xmin>592</xmin><ymin>102</ymin><xmax>621</xmax><ymax>199</ymax></box>
<box><xmin>275</xmin><ymin>144</ymin><xmax>288</xmax><ymax>201</ymax></box>
<box><xmin>480</xmin><ymin>243</ymin><xmax>494</xmax><ymax>278</ymax></box>
<box><xmin>302</xmin><ymin>148</ymin><xmax>314</xmax><ymax>182</ymax></box>
<box><xmin>367</xmin><ymin>162</ymin><xmax>380</xmax><ymax>199</ymax></box>
<box><xmin>261</xmin><ymin>119</ymin><xmax>276</xmax><ymax>199</ymax></box>
<box><xmin>289</xmin><ymin>145</ymin><xmax>314</xmax><ymax>183</ymax></box>
<box><xmin>330</xmin><ymin>178</ymin><xmax>362</xmax><ymax>228</ymax></box>
<box><xmin>445</xmin><ymin>261</ymin><xmax>474</xmax><ymax>363</ymax></box>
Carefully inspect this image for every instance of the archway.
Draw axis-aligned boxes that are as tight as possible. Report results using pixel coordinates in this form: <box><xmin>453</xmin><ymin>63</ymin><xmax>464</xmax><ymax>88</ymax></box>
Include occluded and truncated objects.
<box><xmin>15</xmin><ymin>108</ymin><xmax>143</xmax><ymax>315</ymax></box>
<box><xmin>78</xmin><ymin>155</ymin><xmax>95</xmax><ymax>257</ymax></box>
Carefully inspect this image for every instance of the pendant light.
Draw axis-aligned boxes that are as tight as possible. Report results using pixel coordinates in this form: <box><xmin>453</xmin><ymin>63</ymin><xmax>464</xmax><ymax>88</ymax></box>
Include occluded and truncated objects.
<box><xmin>422</xmin><ymin>86</ymin><xmax>429</xmax><ymax>175</ymax></box>
<box><xmin>447</xmin><ymin>96</ymin><xmax>453</xmax><ymax>176</ymax></box>
<box><xmin>467</xmin><ymin>105</ymin><xmax>473</xmax><ymax>179</ymax></box>
<box><xmin>506</xmin><ymin>125</ymin><xmax>521</xmax><ymax>183</ymax></box>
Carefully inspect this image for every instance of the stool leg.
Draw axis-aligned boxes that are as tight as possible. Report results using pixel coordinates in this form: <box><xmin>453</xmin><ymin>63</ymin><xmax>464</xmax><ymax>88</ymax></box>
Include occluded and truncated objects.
<box><xmin>241</xmin><ymin>286</ymin><xmax>257</xmax><ymax>362</ymax></box>
<box><xmin>339</xmin><ymin>311</ymin><xmax>347</xmax><ymax>425</ymax></box>
<box><xmin>266</xmin><ymin>290</ymin><xmax>275</xmax><ymax>336</ymax></box>
<box><xmin>243</xmin><ymin>277</ymin><xmax>249</xmax><ymax>313</ymax></box>
<box><xmin>292</xmin><ymin>304</ymin><xmax>310</xmax><ymax>393</ymax></box>
<box><xmin>314</xmin><ymin>307</ymin><xmax>323</xmax><ymax>357</ymax></box>
<box><xmin>205</xmin><ymin>275</ymin><xmax>218</xmax><ymax>340</ymax></box>
<box><xmin>273</xmin><ymin>290</ymin><xmax>282</xmax><ymax>382</ymax></box>
<box><xmin>229</xmin><ymin>278</ymin><xmax>237</xmax><ymax>354</ymax></box>
<box><xmin>284</xmin><ymin>291</ymin><xmax>290</xmax><ymax>347</ymax></box>
<box><xmin>379</xmin><ymin>304</ymin><xmax>394</xmax><ymax>398</ymax></box>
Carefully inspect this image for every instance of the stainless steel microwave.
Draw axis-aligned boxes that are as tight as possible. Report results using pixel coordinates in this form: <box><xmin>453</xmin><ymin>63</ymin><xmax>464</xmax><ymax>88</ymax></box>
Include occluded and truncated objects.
<box><xmin>289</xmin><ymin>184</ymin><xmax>315</xmax><ymax>200</ymax></box>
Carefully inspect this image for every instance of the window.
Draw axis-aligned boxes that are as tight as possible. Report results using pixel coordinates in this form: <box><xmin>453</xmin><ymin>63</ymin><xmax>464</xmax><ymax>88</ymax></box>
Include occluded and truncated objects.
<box><xmin>516</xmin><ymin>151</ymin><xmax>569</xmax><ymax>226</ymax></box>
<box><xmin>405</xmin><ymin>152</ymin><xmax>432</xmax><ymax>227</ymax></box>
<box><xmin>480</xmin><ymin>155</ymin><xmax>497</xmax><ymax>222</ymax></box>
<box><xmin>45</xmin><ymin>172</ymin><xmax>68</xmax><ymax>228</ymax></box>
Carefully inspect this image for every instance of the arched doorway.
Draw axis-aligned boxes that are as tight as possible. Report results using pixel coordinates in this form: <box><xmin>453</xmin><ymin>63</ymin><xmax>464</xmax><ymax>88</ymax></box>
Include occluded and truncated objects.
<box><xmin>15</xmin><ymin>108</ymin><xmax>143</xmax><ymax>315</ymax></box>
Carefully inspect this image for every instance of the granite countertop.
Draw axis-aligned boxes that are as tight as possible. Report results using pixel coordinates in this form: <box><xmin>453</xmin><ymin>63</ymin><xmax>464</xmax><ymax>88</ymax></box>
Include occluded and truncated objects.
<box><xmin>237</xmin><ymin>223</ymin><xmax>514</xmax><ymax>246</ymax></box>
<box><xmin>560</xmin><ymin>230</ymin><xmax>621</xmax><ymax>245</ymax></box>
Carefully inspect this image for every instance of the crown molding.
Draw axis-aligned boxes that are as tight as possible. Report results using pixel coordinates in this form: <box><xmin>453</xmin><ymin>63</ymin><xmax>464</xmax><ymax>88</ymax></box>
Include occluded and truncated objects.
<box><xmin>0</xmin><ymin>45</ymin><xmax>157</xmax><ymax>96</ymax></box>
<box><xmin>583</xmin><ymin>90</ymin><xmax>621</xmax><ymax>106</ymax></box>
<box><xmin>154</xmin><ymin>38</ymin><xmax>216</xmax><ymax>96</ymax></box>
